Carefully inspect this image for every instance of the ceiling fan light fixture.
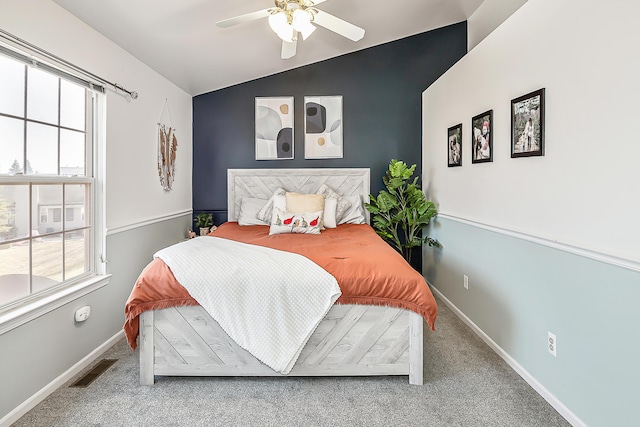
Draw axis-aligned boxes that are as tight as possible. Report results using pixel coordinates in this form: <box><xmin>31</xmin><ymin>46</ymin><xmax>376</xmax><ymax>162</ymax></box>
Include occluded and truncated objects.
<box><xmin>292</xmin><ymin>8</ymin><xmax>316</xmax><ymax>40</ymax></box>
<box><xmin>292</xmin><ymin>9</ymin><xmax>309</xmax><ymax>31</ymax></box>
<box><xmin>218</xmin><ymin>0</ymin><xmax>365</xmax><ymax>59</ymax></box>
<box><xmin>268</xmin><ymin>11</ymin><xmax>294</xmax><ymax>42</ymax></box>
<box><xmin>299</xmin><ymin>22</ymin><xmax>316</xmax><ymax>40</ymax></box>
<box><xmin>277</xmin><ymin>25</ymin><xmax>295</xmax><ymax>42</ymax></box>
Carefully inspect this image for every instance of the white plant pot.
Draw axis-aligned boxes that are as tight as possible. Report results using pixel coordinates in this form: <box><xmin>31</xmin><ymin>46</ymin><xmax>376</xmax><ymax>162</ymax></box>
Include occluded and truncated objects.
<box><xmin>199</xmin><ymin>227</ymin><xmax>210</xmax><ymax>236</ymax></box>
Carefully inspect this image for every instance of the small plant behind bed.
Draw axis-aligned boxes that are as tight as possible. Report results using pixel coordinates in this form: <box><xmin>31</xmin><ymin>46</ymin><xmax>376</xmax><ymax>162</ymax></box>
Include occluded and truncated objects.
<box><xmin>365</xmin><ymin>159</ymin><xmax>441</xmax><ymax>264</ymax></box>
<box><xmin>194</xmin><ymin>212</ymin><xmax>214</xmax><ymax>236</ymax></box>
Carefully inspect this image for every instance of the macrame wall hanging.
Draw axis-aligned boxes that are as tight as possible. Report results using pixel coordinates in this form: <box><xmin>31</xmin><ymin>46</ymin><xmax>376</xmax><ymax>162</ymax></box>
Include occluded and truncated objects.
<box><xmin>158</xmin><ymin>98</ymin><xmax>178</xmax><ymax>192</ymax></box>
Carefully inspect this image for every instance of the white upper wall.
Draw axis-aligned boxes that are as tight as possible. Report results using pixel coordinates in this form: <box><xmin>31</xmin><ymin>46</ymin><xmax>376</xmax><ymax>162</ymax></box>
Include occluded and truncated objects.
<box><xmin>0</xmin><ymin>0</ymin><xmax>193</xmax><ymax>231</ymax></box>
<box><xmin>467</xmin><ymin>0</ymin><xmax>528</xmax><ymax>50</ymax></box>
<box><xmin>423</xmin><ymin>0</ymin><xmax>640</xmax><ymax>263</ymax></box>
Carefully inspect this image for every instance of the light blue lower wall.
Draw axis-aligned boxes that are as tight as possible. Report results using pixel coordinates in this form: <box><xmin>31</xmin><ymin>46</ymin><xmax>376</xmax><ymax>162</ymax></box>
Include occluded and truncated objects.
<box><xmin>423</xmin><ymin>217</ymin><xmax>640</xmax><ymax>427</ymax></box>
<box><xmin>0</xmin><ymin>214</ymin><xmax>190</xmax><ymax>422</ymax></box>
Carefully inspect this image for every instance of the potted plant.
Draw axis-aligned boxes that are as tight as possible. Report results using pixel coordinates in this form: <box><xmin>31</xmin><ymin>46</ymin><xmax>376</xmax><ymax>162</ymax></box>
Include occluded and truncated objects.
<box><xmin>365</xmin><ymin>159</ymin><xmax>441</xmax><ymax>265</ymax></box>
<box><xmin>194</xmin><ymin>212</ymin><xmax>214</xmax><ymax>236</ymax></box>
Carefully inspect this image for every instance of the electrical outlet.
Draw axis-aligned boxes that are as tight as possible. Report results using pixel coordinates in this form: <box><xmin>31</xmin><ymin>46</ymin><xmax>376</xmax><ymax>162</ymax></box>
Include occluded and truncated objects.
<box><xmin>548</xmin><ymin>331</ymin><xmax>557</xmax><ymax>357</ymax></box>
<box><xmin>463</xmin><ymin>275</ymin><xmax>469</xmax><ymax>290</ymax></box>
<box><xmin>75</xmin><ymin>306</ymin><xmax>91</xmax><ymax>322</ymax></box>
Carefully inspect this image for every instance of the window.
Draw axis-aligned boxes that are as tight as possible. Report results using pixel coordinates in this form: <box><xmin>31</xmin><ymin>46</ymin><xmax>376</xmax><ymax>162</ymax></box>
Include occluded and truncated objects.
<box><xmin>0</xmin><ymin>51</ymin><xmax>103</xmax><ymax>312</ymax></box>
<box><xmin>52</xmin><ymin>207</ymin><xmax>62</xmax><ymax>223</ymax></box>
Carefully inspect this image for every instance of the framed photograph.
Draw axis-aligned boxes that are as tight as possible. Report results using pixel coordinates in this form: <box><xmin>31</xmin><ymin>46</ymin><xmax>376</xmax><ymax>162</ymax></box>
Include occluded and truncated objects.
<box><xmin>511</xmin><ymin>88</ymin><xmax>545</xmax><ymax>157</ymax></box>
<box><xmin>255</xmin><ymin>96</ymin><xmax>294</xmax><ymax>160</ymax></box>
<box><xmin>471</xmin><ymin>110</ymin><xmax>493</xmax><ymax>163</ymax></box>
<box><xmin>447</xmin><ymin>123</ymin><xmax>462</xmax><ymax>167</ymax></box>
<box><xmin>304</xmin><ymin>95</ymin><xmax>343</xmax><ymax>159</ymax></box>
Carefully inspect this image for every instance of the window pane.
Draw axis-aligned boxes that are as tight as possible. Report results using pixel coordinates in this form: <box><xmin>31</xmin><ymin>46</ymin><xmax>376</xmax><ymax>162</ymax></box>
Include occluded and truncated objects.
<box><xmin>32</xmin><ymin>232</ymin><xmax>63</xmax><ymax>284</ymax></box>
<box><xmin>65</xmin><ymin>230</ymin><xmax>89</xmax><ymax>280</ymax></box>
<box><xmin>27</xmin><ymin>67</ymin><xmax>59</xmax><ymax>125</ymax></box>
<box><xmin>0</xmin><ymin>242</ymin><xmax>31</xmax><ymax>306</ymax></box>
<box><xmin>27</xmin><ymin>122</ymin><xmax>58</xmax><ymax>175</ymax></box>
<box><xmin>60</xmin><ymin>80</ymin><xmax>85</xmax><ymax>131</ymax></box>
<box><xmin>60</xmin><ymin>129</ymin><xmax>85</xmax><ymax>175</ymax></box>
<box><xmin>33</xmin><ymin>184</ymin><xmax>62</xmax><ymax>235</ymax></box>
<box><xmin>52</xmin><ymin>208</ymin><xmax>61</xmax><ymax>223</ymax></box>
<box><xmin>0</xmin><ymin>116</ymin><xmax>24</xmax><ymax>175</ymax></box>
<box><xmin>64</xmin><ymin>184</ymin><xmax>89</xmax><ymax>228</ymax></box>
<box><xmin>0</xmin><ymin>184</ymin><xmax>29</xmax><ymax>242</ymax></box>
<box><xmin>0</xmin><ymin>54</ymin><xmax>25</xmax><ymax>117</ymax></box>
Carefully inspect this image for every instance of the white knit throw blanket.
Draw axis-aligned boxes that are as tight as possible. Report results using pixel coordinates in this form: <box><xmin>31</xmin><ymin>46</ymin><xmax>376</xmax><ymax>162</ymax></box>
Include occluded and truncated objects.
<box><xmin>154</xmin><ymin>236</ymin><xmax>341</xmax><ymax>374</ymax></box>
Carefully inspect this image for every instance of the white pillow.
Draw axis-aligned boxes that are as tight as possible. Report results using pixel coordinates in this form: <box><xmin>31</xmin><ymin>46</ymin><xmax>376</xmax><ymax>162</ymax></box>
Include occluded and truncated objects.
<box><xmin>238</xmin><ymin>197</ymin><xmax>269</xmax><ymax>226</ymax></box>
<box><xmin>256</xmin><ymin>187</ymin><xmax>286</xmax><ymax>222</ymax></box>
<box><xmin>323</xmin><ymin>198</ymin><xmax>338</xmax><ymax>228</ymax></box>
<box><xmin>338</xmin><ymin>195</ymin><xmax>366</xmax><ymax>225</ymax></box>
<box><xmin>316</xmin><ymin>184</ymin><xmax>352</xmax><ymax>223</ymax></box>
<box><xmin>269</xmin><ymin>207</ymin><xmax>323</xmax><ymax>235</ymax></box>
<box><xmin>273</xmin><ymin>194</ymin><xmax>286</xmax><ymax>212</ymax></box>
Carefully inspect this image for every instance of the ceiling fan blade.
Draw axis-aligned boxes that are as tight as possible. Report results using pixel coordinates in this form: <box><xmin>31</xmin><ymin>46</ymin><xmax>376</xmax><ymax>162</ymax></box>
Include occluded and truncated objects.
<box><xmin>281</xmin><ymin>37</ymin><xmax>297</xmax><ymax>59</ymax></box>
<box><xmin>216</xmin><ymin>8</ymin><xmax>271</xmax><ymax>28</ymax></box>
<box><xmin>313</xmin><ymin>10</ymin><xmax>365</xmax><ymax>41</ymax></box>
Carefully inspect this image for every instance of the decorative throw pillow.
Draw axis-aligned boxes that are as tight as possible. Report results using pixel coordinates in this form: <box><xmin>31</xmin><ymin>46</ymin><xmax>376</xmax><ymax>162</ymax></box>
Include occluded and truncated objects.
<box><xmin>338</xmin><ymin>195</ymin><xmax>366</xmax><ymax>225</ymax></box>
<box><xmin>285</xmin><ymin>192</ymin><xmax>325</xmax><ymax>213</ymax></box>
<box><xmin>323</xmin><ymin>198</ymin><xmax>338</xmax><ymax>228</ymax></box>
<box><xmin>316</xmin><ymin>184</ymin><xmax>352</xmax><ymax>223</ymax></box>
<box><xmin>272</xmin><ymin>194</ymin><xmax>286</xmax><ymax>212</ymax></box>
<box><xmin>269</xmin><ymin>208</ymin><xmax>323</xmax><ymax>235</ymax></box>
<box><xmin>256</xmin><ymin>187</ymin><xmax>286</xmax><ymax>223</ymax></box>
<box><xmin>238</xmin><ymin>197</ymin><xmax>269</xmax><ymax>226</ymax></box>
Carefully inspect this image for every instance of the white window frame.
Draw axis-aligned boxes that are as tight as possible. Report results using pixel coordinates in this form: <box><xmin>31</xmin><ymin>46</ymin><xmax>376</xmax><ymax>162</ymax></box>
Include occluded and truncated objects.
<box><xmin>0</xmin><ymin>54</ymin><xmax>110</xmax><ymax>335</ymax></box>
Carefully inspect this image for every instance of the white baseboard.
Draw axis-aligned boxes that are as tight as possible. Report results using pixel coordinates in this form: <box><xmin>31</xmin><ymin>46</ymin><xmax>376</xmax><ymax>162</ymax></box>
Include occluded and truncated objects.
<box><xmin>429</xmin><ymin>286</ymin><xmax>587</xmax><ymax>427</ymax></box>
<box><xmin>0</xmin><ymin>330</ymin><xmax>124</xmax><ymax>427</ymax></box>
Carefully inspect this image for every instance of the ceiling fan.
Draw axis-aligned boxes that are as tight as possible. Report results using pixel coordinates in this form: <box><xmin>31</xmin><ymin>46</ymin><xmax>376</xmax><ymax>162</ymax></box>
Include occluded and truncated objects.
<box><xmin>216</xmin><ymin>0</ymin><xmax>365</xmax><ymax>59</ymax></box>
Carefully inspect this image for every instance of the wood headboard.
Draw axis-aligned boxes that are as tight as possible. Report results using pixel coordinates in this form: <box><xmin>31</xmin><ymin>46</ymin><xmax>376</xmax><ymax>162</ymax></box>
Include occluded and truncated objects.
<box><xmin>227</xmin><ymin>168</ymin><xmax>370</xmax><ymax>223</ymax></box>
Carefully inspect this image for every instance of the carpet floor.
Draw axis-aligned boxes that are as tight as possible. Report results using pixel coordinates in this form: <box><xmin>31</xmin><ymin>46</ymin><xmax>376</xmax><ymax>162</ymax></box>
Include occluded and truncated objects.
<box><xmin>13</xmin><ymin>297</ymin><xmax>570</xmax><ymax>426</ymax></box>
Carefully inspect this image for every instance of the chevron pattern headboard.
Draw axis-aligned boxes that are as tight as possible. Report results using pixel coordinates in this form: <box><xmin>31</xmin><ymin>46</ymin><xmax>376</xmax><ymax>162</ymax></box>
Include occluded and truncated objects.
<box><xmin>227</xmin><ymin>168</ymin><xmax>370</xmax><ymax>223</ymax></box>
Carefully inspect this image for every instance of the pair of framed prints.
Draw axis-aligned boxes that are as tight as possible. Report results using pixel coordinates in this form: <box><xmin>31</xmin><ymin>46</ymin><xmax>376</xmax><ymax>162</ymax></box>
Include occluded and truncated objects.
<box><xmin>447</xmin><ymin>88</ymin><xmax>545</xmax><ymax>167</ymax></box>
<box><xmin>255</xmin><ymin>96</ymin><xmax>343</xmax><ymax>160</ymax></box>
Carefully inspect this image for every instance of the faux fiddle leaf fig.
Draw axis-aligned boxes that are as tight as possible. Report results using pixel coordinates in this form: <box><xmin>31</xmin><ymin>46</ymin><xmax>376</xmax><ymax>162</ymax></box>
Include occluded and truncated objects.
<box><xmin>365</xmin><ymin>159</ymin><xmax>441</xmax><ymax>264</ymax></box>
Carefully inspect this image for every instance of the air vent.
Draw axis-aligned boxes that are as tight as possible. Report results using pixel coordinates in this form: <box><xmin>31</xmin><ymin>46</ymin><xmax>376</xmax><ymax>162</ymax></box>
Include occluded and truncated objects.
<box><xmin>69</xmin><ymin>359</ymin><xmax>117</xmax><ymax>388</ymax></box>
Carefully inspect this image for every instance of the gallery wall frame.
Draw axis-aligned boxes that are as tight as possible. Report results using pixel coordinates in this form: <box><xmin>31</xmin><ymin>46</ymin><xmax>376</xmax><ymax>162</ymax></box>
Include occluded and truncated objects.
<box><xmin>447</xmin><ymin>123</ymin><xmax>462</xmax><ymax>167</ymax></box>
<box><xmin>471</xmin><ymin>110</ymin><xmax>493</xmax><ymax>164</ymax></box>
<box><xmin>304</xmin><ymin>95</ymin><xmax>343</xmax><ymax>159</ymax></box>
<box><xmin>511</xmin><ymin>88</ymin><xmax>545</xmax><ymax>158</ymax></box>
<box><xmin>255</xmin><ymin>96</ymin><xmax>294</xmax><ymax>160</ymax></box>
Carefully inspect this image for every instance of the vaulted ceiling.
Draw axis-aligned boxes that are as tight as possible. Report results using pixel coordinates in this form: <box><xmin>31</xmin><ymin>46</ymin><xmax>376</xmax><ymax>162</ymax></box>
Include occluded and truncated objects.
<box><xmin>53</xmin><ymin>0</ymin><xmax>484</xmax><ymax>95</ymax></box>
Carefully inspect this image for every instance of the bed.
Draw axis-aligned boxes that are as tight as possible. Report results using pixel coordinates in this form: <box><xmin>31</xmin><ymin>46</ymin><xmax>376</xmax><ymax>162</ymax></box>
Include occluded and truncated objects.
<box><xmin>124</xmin><ymin>168</ymin><xmax>437</xmax><ymax>385</ymax></box>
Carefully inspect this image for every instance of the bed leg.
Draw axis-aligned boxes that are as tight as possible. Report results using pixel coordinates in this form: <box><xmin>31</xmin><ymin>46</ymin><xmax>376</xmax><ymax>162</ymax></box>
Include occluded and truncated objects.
<box><xmin>408</xmin><ymin>311</ymin><xmax>424</xmax><ymax>385</ymax></box>
<box><xmin>139</xmin><ymin>311</ymin><xmax>155</xmax><ymax>385</ymax></box>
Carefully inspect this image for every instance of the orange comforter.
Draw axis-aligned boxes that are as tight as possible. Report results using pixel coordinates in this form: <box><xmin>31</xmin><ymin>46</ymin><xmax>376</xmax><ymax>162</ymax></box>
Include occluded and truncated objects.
<box><xmin>124</xmin><ymin>222</ymin><xmax>437</xmax><ymax>349</ymax></box>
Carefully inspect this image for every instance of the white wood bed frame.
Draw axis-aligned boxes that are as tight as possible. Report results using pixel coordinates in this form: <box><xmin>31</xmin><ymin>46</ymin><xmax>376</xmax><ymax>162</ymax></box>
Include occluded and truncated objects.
<box><xmin>139</xmin><ymin>168</ymin><xmax>424</xmax><ymax>385</ymax></box>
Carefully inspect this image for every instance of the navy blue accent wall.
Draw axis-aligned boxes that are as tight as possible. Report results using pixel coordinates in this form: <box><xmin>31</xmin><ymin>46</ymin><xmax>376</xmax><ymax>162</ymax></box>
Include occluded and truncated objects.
<box><xmin>193</xmin><ymin>22</ymin><xmax>467</xmax><ymax>222</ymax></box>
